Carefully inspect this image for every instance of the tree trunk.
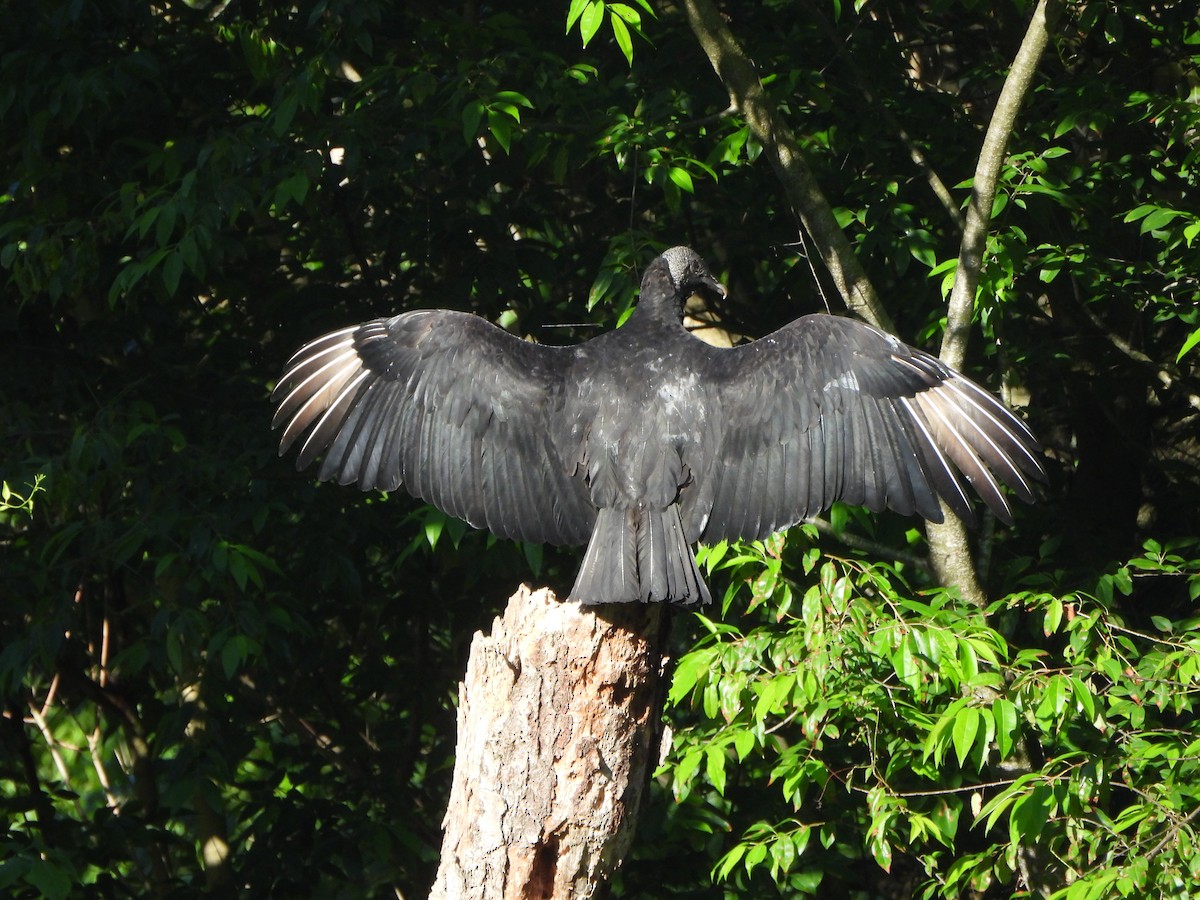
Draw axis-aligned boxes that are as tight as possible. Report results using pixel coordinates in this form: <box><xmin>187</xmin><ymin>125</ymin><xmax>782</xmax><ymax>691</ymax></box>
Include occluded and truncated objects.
<box><xmin>429</xmin><ymin>586</ymin><xmax>670</xmax><ymax>900</ymax></box>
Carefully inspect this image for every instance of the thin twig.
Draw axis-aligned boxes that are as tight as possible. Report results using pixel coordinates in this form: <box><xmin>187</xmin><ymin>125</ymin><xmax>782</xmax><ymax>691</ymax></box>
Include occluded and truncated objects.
<box><xmin>681</xmin><ymin>0</ymin><xmax>894</xmax><ymax>332</ymax></box>
<box><xmin>27</xmin><ymin>698</ymin><xmax>85</xmax><ymax>818</ymax></box>
<box><xmin>1146</xmin><ymin>803</ymin><xmax>1200</xmax><ymax>861</ymax></box>
<box><xmin>798</xmin><ymin>0</ymin><xmax>964</xmax><ymax>229</ymax></box>
<box><xmin>805</xmin><ymin>515</ymin><xmax>933</xmax><ymax>576</ymax></box>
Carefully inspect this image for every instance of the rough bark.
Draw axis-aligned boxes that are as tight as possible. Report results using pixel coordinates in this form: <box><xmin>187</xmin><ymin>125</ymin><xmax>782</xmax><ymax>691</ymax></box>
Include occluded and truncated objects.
<box><xmin>429</xmin><ymin>587</ymin><xmax>669</xmax><ymax>900</ymax></box>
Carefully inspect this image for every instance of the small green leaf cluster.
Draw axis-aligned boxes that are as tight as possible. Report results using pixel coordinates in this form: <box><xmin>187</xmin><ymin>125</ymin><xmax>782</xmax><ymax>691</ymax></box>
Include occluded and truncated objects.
<box><xmin>566</xmin><ymin>0</ymin><xmax>655</xmax><ymax>66</ymax></box>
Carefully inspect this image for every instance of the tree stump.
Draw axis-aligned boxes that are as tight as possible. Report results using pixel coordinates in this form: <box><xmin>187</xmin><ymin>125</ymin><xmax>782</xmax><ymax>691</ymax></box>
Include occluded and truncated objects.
<box><xmin>429</xmin><ymin>586</ymin><xmax>669</xmax><ymax>900</ymax></box>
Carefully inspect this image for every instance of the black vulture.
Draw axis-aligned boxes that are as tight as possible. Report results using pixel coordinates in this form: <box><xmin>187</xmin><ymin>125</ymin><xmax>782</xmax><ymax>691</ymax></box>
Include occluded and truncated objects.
<box><xmin>272</xmin><ymin>246</ymin><xmax>1044</xmax><ymax>608</ymax></box>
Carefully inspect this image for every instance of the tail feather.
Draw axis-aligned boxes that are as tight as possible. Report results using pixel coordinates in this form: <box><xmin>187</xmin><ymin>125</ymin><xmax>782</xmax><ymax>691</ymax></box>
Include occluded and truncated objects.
<box><xmin>569</xmin><ymin>505</ymin><xmax>711</xmax><ymax>608</ymax></box>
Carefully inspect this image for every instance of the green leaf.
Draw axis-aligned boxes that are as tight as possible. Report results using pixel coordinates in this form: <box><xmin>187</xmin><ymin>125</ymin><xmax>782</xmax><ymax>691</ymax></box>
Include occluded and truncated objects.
<box><xmin>1178</xmin><ymin>327</ymin><xmax>1200</xmax><ymax>362</ymax></box>
<box><xmin>1123</xmin><ymin>204</ymin><xmax>1156</xmax><ymax>222</ymax></box>
<box><xmin>669</xmin><ymin>646</ymin><xmax>717</xmax><ymax>704</ymax></box>
<box><xmin>891</xmin><ymin>636</ymin><xmax>922</xmax><ymax>692</ymax></box>
<box><xmin>709</xmin><ymin>127</ymin><xmax>749</xmax><ymax>165</ymax></box>
<box><xmin>166</xmin><ymin>627</ymin><xmax>184</xmax><ymax>674</ymax></box>
<box><xmin>23</xmin><ymin>859</ymin><xmax>72</xmax><ymax>900</ymax></box>
<box><xmin>698</xmin><ymin>539</ymin><xmax>728</xmax><ymax>572</ymax></box>
<box><xmin>162</xmin><ymin>250</ymin><xmax>184</xmax><ymax>294</ymax></box>
<box><xmin>705</xmin><ymin>745</ymin><xmax>727</xmax><ymax>796</ymax></box>
<box><xmin>608</xmin><ymin>3</ymin><xmax>644</xmax><ymax>25</ymax></box>
<box><xmin>672</xmin><ymin>747</ymin><xmax>702</xmax><ymax>796</ymax></box>
<box><xmin>134</xmin><ymin>204</ymin><xmax>160</xmax><ymax>239</ymax></box>
<box><xmin>610</xmin><ymin>12</ymin><xmax>633</xmax><ymax>65</ymax></box>
<box><xmin>1035</xmin><ymin>674</ymin><xmax>1069</xmax><ymax>727</ymax></box>
<box><xmin>869</xmin><ymin>827</ymin><xmax>893</xmax><ymax>872</ymax></box>
<box><xmin>565</xmin><ymin>63</ymin><xmax>598</xmax><ymax>84</ymax></box>
<box><xmin>770</xmin><ymin>829</ymin><xmax>797</xmax><ymax>874</ymax></box>
<box><xmin>1070</xmin><ymin>676</ymin><xmax>1096</xmax><ymax>722</ymax></box>
<box><xmin>492</xmin><ymin>102</ymin><xmax>522</xmax><ymax>123</ymax></box>
<box><xmin>461</xmin><ymin>100</ymin><xmax>484</xmax><ymax>144</ymax></box>
<box><xmin>522</xmin><ymin>541</ymin><xmax>543</xmax><ymax>577</ymax></box>
<box><xmin>493</xmin><ymin>90</ymin><xmax>533</xmax><ymax>111</ymax></box>
<box><xmin>274</xmin><ymin>172</ymin><xmax>310</xmax><ymax>209</ymax></box>
<box><xmin>565</xmin><ymin>0</ymin><xmax>592</xmax><ymax>31</ymax></box>
<box><xmin>579</xmin><ymin>0</ymin><xmax>605</xmax><ymax>46</ymax></box>
<box><xmin>744</xmin><ymin>842</ymin><xmax>768</xmax><ymax>873</ymax></box>
<box><xmin>714</xmin><ymin>843</ymin><xmax>747</xmax><ymax>880</ymax></box>
<box><xmin>668</xmin><ymin>166</ymin><xmax>694</xmax><ymax>193</ymax></box>
<box><xmin>155</xmin><ymin>202</ymin><xmax>177</xmax><ymax>245</ymax></box>
<box><xmin>1149</xmin><ymin>614</ymin><xmax>1173</xmax><ymax>633</ymax></box>
<box><xmin>1009</xmin><ymin>784</ymin><xmax>1053</xmax><ymax>845</ymax></box>
<box><xmin>993</xmin><ymin>697</ymin><xmax>1018</xmax><ymax>758</ymax></box>
<box><xmin>957</xmin><ymin>638</ymin><xmax>980</xmax><ymax>683</ymax></box>
<box><xmin>952</xmin><ymin>707</ymin><xmax>981</xmax><ymax>767</ymax></box>
<box><xmin>732</xmin><ymin>728</ymin><xmax>756</xmax><ymax>761</ymax></box>
<box><xmin>221</xmin><ymin>634</ymin><xmax>252</xmax><ymax>679</ymax></box>
<box><xmin>424</xmin><ymin>513</ymin><xmax>444</xmax><ymax>549</ymax></box>
<box><xmin>753</xmin><ymin>671</ymin><xmax>794</xmax><ymax>722</ymax></box>
<box><xmin>1139</xmin><ymin>207</ymin><xmax>1183</xmax><ymax>233</ymax></box>
<box><xmin>1043</xmin><ymin>597</ymin><xmax>1063</xmax><ymax>635</ymax></box>
<box><xmin>487</xmin><ymin>110</ymin><xmax>513</xmax><ymax>153</ymax></box>
<box><xmin>272</xmin><ymin>89</ymin><xmax>300</xmax><ymax>136</ymax></box>
<box><xmin>924</xmin><ymin>697</ymin><xmax>969</xmax><ymax>763</ymax></box>
<box><xmin>228</xmin><ymin>547</ymin><xmax>250</xmax><ymax>590</ymax></box>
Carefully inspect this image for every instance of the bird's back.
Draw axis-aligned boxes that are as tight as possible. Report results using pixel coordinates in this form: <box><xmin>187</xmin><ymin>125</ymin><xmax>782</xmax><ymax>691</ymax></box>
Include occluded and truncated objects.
<box><xmin>562</xmin><ymin>320</ymin><xmax>715</xmax><ymax>511</ymax></box>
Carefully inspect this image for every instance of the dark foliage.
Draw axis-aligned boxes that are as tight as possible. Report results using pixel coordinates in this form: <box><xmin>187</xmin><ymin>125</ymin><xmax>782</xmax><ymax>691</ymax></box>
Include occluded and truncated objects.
<box><xmin>2</xmin><ymin>1</ymin><xmax>1198</xmax><ymax>897</ymax></box>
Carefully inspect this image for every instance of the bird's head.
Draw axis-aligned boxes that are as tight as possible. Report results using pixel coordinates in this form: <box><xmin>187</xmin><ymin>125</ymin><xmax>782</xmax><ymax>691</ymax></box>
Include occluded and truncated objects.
<box><xmin>661</xmin><ymin>246</ymin><xmax>726</xmax><ymax>304</ymax></box>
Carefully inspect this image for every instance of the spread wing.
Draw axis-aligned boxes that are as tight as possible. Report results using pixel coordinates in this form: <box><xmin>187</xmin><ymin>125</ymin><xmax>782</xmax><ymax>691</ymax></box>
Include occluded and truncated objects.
<box><xmin>271</xmin><ymin>310</ymin><xmax>596</xmax><ymax>545</ymax></box>
<box><xmin>689</xmin><ymin>314</ymin><xmax>1045</xmax><ymax>540</ymax></box>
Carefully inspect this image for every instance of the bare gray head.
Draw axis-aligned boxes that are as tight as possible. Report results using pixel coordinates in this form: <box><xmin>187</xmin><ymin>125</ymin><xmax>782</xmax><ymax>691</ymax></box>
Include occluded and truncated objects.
<box><xmin>660</xmin><ymin>246</ymin><xmax>725</xmax><ymax>302</ymax></box>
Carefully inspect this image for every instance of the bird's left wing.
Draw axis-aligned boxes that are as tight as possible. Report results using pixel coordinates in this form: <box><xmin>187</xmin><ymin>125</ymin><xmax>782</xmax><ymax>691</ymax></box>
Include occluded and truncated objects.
<box><xmin>687</xmin><ymin>314</ymin><xmax>1045</xmax><ymax>540</ymax></box>
<box><xmin>271</xmin><ymin>310</ymin><xmax>596</xmax><ymax>545</ymax></box>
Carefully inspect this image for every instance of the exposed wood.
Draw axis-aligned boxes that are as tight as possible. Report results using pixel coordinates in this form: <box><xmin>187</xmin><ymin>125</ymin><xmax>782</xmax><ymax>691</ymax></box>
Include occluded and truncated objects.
<box><xmin>429</xmin><ymin>587</ymin><xmax>669</xmax><ymax>900</ymax></box>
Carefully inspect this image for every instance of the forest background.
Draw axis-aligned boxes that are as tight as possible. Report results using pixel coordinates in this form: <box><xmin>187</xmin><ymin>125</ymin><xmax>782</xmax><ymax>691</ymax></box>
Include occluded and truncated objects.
<box><xmin>3</xmin><ymin>0</ymin><xmax>1200</xmax><ymax>897</ymax></box>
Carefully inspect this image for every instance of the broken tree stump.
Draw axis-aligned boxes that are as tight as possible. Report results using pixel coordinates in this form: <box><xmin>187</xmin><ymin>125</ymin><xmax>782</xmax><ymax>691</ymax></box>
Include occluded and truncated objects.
<box><xmin>429</xmin><ymin>586</ymin><xmax>670</xmax><ymax>900</ymax></box>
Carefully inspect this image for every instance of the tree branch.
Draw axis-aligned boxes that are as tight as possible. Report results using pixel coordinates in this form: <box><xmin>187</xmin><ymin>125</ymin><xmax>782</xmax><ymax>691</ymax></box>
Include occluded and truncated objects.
<box><xmin>926</xmin><ymin>0</ymin><xmax>1061</xmax><ymax>610</ymax></box>
<box><xmin>681</xmin><ymin>0</ymin><xmax>893</xmax><ymax>332</ymax></box>
<box><xmin>940</xmin><ymin>0</ymin><xmax>1063</xmax><ymax>371</ymax></box>
<box><xmin>797</xmin><ymin>0</ymin><xmax>964</xmax><ymax>230</ymax></box>
<box><xmin>804</xmin><ymin>515</ymin><xmax>933</xmax><ymax>577</ymax></box>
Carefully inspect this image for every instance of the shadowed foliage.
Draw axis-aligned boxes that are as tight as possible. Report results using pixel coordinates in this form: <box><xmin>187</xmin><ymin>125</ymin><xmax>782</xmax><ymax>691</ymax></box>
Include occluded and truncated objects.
<box><xmin>2</xmin><ymin>1</ymin><xmax>1198</xmax><ymax>897</ymax></box>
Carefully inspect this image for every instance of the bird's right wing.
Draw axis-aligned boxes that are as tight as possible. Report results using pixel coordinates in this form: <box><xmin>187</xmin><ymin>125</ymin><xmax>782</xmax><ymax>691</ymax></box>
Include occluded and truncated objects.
<box><xmin>271</xmin><ymin>310</ymin><xmax>596</xmax><ymax>546</ymax></box>
<box><xmin>689</xmin><ymin>314</ymin><xmax>1045</xmax><ymax>540</ymax></box>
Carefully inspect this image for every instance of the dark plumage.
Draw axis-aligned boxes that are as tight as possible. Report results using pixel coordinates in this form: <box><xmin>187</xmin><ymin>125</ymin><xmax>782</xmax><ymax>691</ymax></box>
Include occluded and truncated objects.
<box><xmin>272</xmin><ymin>247</ymin><xmax>1045</xmax><ymax>608</ymax></box>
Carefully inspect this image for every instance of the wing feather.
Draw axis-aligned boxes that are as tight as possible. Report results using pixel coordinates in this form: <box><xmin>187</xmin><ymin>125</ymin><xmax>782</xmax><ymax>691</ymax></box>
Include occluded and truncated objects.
<box><xmin>910</xmin><ymin>389</ymin><xmax>1007</xmax><ymax>521</ymax></box>
<box><xmin>272</xmin><ymin>310</ymin><xmax>596</xmax><ymax>545</ymax></box>
<box><xmin>695</xmin><ymin>314</ymin><xmax>1045</xmax><ymax>540</ymax></box>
